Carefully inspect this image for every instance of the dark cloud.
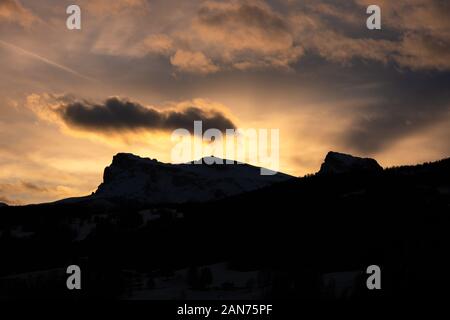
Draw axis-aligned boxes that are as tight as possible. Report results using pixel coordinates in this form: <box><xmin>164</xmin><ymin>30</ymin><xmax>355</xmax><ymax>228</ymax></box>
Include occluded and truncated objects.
<box><xmin>198</xmin><ymin>3</ymin><xmax>288</xmax><ymax>34</ymax></box>
<box><xmin>343</xmin><ymin>73</ymin><xmax>450</xmax><ymax>153</ymax></box>
<box><xmin>20</xmin><ymin>181</ymin><xmax>48</xmax><ymax>192</ymax></box>
<box><xmin>56</xmin><ymin>97</ymin><xmax>236</xmax><ymax>134</ymax></box>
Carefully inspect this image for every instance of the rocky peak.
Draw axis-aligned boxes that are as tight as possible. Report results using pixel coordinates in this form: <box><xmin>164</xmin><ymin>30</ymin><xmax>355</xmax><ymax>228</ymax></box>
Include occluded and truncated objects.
<box><xmin>95</xmin><ymin>153</ymin><xmax>293</xmax><ymax>204</ymax></box>
<box><xmin>103</xmin><ymin>153</ymin><xmax>159</xmax><ymax>182</ymax></box>
<box><xmin>318</xmin><ymin>151</ymin><xmax>383</xmax><ymax>175</ymax></box>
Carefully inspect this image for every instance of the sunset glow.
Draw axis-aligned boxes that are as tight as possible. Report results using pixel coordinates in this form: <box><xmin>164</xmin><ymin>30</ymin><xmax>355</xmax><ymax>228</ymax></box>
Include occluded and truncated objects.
<box><xmin>1</xmin><ymin>0</ymin><xmax>449</xmax><ymax>204</ymax></box>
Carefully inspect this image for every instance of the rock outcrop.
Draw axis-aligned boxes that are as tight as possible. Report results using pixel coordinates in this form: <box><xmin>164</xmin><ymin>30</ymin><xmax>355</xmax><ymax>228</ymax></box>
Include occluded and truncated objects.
<box><xmin>94</xmin><ymin>153</ymin><xmax>293</xmax><ymax>204</ymax></box>
<box><xmin>318</xmin><ymin>151</ymin><xmax>383</xmax><ymax>175</ymax></box>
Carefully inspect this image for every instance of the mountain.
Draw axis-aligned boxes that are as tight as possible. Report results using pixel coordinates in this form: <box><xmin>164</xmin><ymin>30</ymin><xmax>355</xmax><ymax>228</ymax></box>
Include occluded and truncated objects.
<box><xmin>318</xmin><ymin>151</ymin><xmax>383</xmax><ymax>175</ymax></box>
<box><xmin>0</xmin><ymin>151</ymin><xmax>449</xmax><ymax>300</ymax></box>
<box><xmin>93</xmin><ymin>153</ymin><xmax>293</xmax><ymax>204</ymax></box>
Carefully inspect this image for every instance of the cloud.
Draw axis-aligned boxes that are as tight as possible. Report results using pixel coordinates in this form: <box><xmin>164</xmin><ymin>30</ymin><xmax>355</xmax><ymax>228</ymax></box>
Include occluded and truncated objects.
<box><xmin>19</xmin><ymin>181</ymin><xmax>48</xmax><ymax>192</ymax></box>
<box><xmin>27</xmin><ymin>95</ymin><xmax>236</xmax><ymax>135</ymax></box>
<box><xmin>0</xmin><ymin>180</ymin><xmax>78</xmax><ymax>205</ymax></box>
<box><xmin>125</xmin><ymin>0</ymin><xmax>449</xmax><ymax>73</ymax></box>
<box><xmin>354</xmin><ymin>0</ymin><xmax>450</xmax><ymax>70</ymax></box>
<box><xmin>342</xmin><ymin>78</ymin><xmax>450</xmax><ymax>153</ymax></box>
<box><xmin>83</xmin><ymin>0</ymin><xmax>149</xmax><ymax>15</ymax></box>
<box><xmin>0</xmin><ymin>195</ymin><xmax>14</xmax><ymax>205</ymax></box>
<box><xmin>6</xmin><ymin>0</ymin><xmax>444</xmax><ymax>73</ymax></box>
<box><xmin>0</xmin><ymin>0</ymin><xmax>38</xmax><ymax>27</ymax></box>
<box><xmin>3</xmin><ymin>0</ymin><xmax>449</xmax><ymax>73</ymax></box>
<box><xmin>124</xmin><ymin>0</ymin><xmax>305</xmax><ymax>73</ymax></box>
<box><xmin>396</xmin><ymin>32</ymin><xmax>450</xmax><ymax>71</ymax></box>
<box><xmin>170</xmin><ymin>50</ymin><xmax>219</xmax><ymax>74</ymax></box>
<box><xmin>0</xmin><ymin>181</ymin><xmax>47</xmax><ymax>194</ymax></box>
<box><xmin>129</xmin><ymin>34</ymin><xmax>174</xmax><ymax>57</ymax></box>
<box><xmin>190</xmin><ymin>1</ymin><xmax>304</xmax><ymax>71</ymax></box>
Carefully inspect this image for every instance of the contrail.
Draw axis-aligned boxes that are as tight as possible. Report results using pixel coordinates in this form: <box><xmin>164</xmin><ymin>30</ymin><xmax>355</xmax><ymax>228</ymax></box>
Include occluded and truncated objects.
<box><xmin>0</xmin><ymin>39</ymin><xmax>96</xmax><ymax>82</ymax></box>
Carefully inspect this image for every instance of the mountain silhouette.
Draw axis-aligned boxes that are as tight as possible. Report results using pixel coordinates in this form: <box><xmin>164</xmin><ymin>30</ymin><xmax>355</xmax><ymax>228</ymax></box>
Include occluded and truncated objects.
<box><xmin>318</xmin><ymin>151</ymin><xmax>383</xmax><ymax>175</ymax></box>
<box><xmin>92</xmin><ymin>153</ymin><xmax>293</xmax><ymax>204</ymax></box>
<box><xmin>0</xmin><ymin>151</ymin><xmax>449</xmax><ymax>300</ymax></box>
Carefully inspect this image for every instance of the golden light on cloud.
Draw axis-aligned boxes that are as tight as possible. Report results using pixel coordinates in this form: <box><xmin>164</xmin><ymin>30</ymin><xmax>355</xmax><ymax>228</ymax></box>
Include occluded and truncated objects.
<box><xmin>0</xmin><ymin>0</ymin><xmax>39</xmax><ymax>27</ymax></box>
<box><xmin>0</xmin><ymin>0</ymin><xmax>449</xmax><ymax>204</ymax></box>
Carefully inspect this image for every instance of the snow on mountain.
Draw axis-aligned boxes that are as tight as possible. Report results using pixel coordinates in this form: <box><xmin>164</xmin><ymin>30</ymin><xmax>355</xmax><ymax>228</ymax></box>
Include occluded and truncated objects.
<box><xmin>93</xmin><ymin>153</ymin><xmax>293</xmax><ymax>204</ymax></box>
<box><xmin>318</xmin><ymin>151</ymin><xmax>383</xmax><ymax>175</ymax></box>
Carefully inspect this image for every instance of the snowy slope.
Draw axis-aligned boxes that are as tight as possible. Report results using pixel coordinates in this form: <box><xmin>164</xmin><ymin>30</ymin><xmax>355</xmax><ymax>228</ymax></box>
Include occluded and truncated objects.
<box><xmin>93</xmin><ymin>153</ymin><xmax>293</xmax><ymax>204</ymax></box>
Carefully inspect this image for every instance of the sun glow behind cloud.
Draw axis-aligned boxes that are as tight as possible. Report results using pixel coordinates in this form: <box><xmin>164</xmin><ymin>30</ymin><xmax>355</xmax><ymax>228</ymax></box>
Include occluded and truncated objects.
<box><xmin>0</xmin><ymin>0</ymin><xmax>449</xmax><ymax>204</ymax></box>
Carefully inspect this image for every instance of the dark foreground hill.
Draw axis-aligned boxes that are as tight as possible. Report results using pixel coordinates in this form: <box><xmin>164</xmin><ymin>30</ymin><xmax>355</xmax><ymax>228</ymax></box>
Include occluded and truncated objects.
<box><xmin>0</xmin><ymin>152</ymin><xmax>449</xmax><ymax>300</ymax></box>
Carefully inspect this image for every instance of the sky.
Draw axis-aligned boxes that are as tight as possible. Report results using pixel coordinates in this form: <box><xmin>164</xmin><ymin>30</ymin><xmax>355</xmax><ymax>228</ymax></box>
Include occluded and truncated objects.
<box><xmin>0</xmin><ymin>0</ymin><xmax>449</xmax><ymax>204</ymax></box>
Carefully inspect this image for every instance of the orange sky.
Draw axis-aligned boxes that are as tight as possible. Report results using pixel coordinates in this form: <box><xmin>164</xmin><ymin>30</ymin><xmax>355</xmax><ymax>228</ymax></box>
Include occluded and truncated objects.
<box><xmin>1</xmin><ymin>0</ymin><xmax>450</xmax><ymax>204</ymax></box>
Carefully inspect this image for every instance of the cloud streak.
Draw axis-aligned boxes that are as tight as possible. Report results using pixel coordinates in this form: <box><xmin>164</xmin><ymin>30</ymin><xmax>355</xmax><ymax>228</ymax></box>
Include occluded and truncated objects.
<box><xmin>0</xmin><ymin>40</ymin><xmax>96</xmax><ymax>81</ymax></box>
